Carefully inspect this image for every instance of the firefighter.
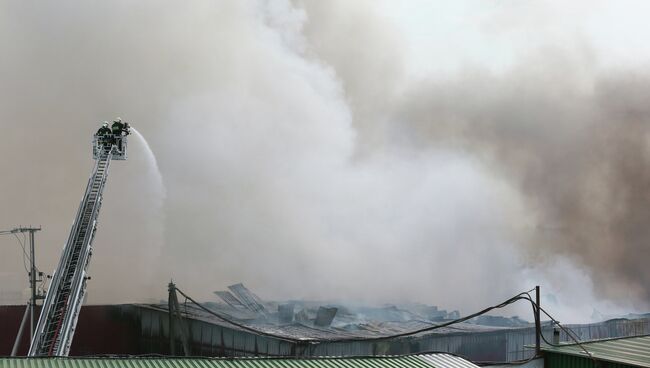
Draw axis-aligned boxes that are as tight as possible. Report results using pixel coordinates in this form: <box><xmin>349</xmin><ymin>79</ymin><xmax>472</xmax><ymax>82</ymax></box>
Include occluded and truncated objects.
<box><xmin>112</xmin><ymin>118</ymin><xmax>126</xmax><ymax>152</ymax></box>
<box><xmin>96</xmin><ymin>122</ymin><xmax>112</xmax><ymax>148</ymax></box>
<box><xmin>97</xmin><ymin>122</ymin><xmax>111</xmax><ymax>136</ymax></box>
<box><xmin>111</xmin><ymin>118</ymin><xmax>124</xmax><ymax>136</ymax></box>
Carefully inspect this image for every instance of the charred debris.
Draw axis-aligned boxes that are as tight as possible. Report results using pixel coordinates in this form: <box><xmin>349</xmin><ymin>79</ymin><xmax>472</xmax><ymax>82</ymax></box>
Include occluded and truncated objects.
<box><xmin>197</xmin><ymin>283</ymin><xmax>530</xmax><ymax>330</ymax></box>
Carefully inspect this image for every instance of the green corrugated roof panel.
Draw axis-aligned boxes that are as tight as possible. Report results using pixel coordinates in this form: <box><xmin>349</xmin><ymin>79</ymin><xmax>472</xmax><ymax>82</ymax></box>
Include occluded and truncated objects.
<box><xmin>542</xmin><ymin>335</ymin><xmax>650</xmax><ymax>368</ymax></box>
<box><xmin>0</xmin><ymin>353</ymin><xmax>479</xmax><ymax>368</ymax></box>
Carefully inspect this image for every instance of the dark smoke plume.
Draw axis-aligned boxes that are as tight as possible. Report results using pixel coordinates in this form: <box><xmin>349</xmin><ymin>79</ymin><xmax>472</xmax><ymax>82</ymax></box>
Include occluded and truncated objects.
<box><xmin>0</xmin><ymin>0</ymin><xmax>647</xmax><ymax>320</ymax></box>
<box><xmin>394</xmin><ymin>61</ymin><xmax>650</xmax><ymax>302</ymax></box>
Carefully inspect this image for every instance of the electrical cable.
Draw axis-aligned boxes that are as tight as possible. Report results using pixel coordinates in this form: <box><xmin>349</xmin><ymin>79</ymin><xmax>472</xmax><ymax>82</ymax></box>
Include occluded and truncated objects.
<box><xmin>13</xmin><ymin>232</ymin><xmax>30</xmax><ymax>273</ymax></box>
<box><xmin>174</xmin><ymin>286</ymin><xmax>601</xmax><ymax>364</ymax></box>
<box><xmin>521</xmin><ymin>293</ymin><xmax>597</xmax><ymax>363</ymax></box>
<box><xmin>174</xmin><ymin>287</ymin><xmax>302</xmax><ymax>343</ymax></box>
<box><xmin>306</xmin><ymin>290</ymin><xmax>536</xmax><ymax>343</ymax></box>
<box><xmin>12</xmin><ymin>231</ymin><xmax>47</xmax><ymax>300</ymax></box>
<box><xmin>174</xmin><ymin>287</ymin><xmax>535</xmax><ymax>344</ymax></box>
<box><xmin>11</xmin><ymin>232</ymin><xmax>43</xmax><ymax>274</ymax></box>
<box><xmin>513</xmin><ymin>292</ymin><xmax>596</xmax><ymax>364</ymax></box>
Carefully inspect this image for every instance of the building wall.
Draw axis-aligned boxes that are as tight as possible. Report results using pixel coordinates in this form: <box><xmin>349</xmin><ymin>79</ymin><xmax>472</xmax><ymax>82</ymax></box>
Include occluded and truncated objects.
<box><xmin>2</xmin><ymin>304</ymin><xmax>649</xmax><ymax>362</ymax></box>
<box><xmin>544</xmin><ymin>352</ymin><xmax>634</xmax><ymax>368</ymax></box>
<box><xmin>105</xmin><ymin>308</ymin><xmax>650</xmax><ymax>361</ymax></box>
<box><xmin>0</xmin><ymin>305</ymin><xmax>142</xmax><ymax>356</ymax></box>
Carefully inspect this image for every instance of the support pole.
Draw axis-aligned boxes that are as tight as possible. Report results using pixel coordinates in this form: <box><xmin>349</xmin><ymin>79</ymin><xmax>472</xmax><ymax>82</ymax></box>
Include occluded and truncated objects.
<box><xmin>0</xmin><ymin>226</ymin><xmax>41</xmax><ymax>353</ymax></box>
<box><xmin>172</xmin><ymin>290</ymin><xmax>191</xmax><ymax>356</ymax></box>
<box><xmin>168</xmin><ymin>282</ymin><xmax>190</xmax><ymax>356</ymax></box>
<box><xmin>535</xmin><ymin>285</ymin><xmax>541</xmax><ymax>356</ymax></box>
<box><xmin>29</xmin><ymin>229</ymin><xmax>36</xmax><ymax>339</ymax></box>
<box><xmin>168</xmin><ymin>282</ymin><xmax>176</xmax><ymax>356</ymax></box>
<box><xmin>11</xmin><ymin>302</ymin><xmax>30</xmax><ymax>356</ymax></box>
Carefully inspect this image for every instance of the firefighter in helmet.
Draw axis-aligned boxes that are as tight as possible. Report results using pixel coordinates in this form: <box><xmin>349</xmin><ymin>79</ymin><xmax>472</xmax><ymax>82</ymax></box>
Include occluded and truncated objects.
<box><xmin>111</xmin><ymin>118</ymin><xmax>126</xmax><ymax>151</ymax></box>
<box><xmin>96</xmin><ymin>122</ymin><xmax>112</xmax><ymax>148</ymax></box>
<box><xmin>97</xmin><ymin>122</ymin><xmax>111</xmax><ymax>136</ymax></box>
<box><xmin>111</xmin><ymin>117</ymin><xmax>124</xmax><ymax>136</ymax></box>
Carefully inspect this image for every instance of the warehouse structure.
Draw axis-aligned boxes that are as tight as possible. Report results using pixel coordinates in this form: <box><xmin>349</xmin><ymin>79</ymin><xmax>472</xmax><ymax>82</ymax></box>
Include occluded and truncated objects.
<box><xmin>0</xmin><ymin>352</ymin><xmax>479</xmax><ymax>368</ymax></box>
<box><xmin>3</xmin><ymin>304</ymin><xmax>649</xmax><ymax>362</ymax></box>
<box><xmin>543</xmin><ymin>335</ymin><xmax>650</xmax><ymax>368</ymax></box>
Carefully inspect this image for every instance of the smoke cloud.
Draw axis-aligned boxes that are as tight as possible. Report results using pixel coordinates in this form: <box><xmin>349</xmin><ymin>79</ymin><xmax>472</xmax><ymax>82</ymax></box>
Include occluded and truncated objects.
<box><xmin>395</xmin><ymin>61</ymin><xmax>650</xmax><ymax>303</ymax></box>
<box><xmin>0</xmin><ymin>0</ymin><xmax>647</xmax><ymax>321</ymax></box>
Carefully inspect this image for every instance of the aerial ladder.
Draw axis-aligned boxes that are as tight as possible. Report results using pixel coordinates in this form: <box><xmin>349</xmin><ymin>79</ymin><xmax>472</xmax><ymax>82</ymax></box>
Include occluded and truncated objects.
<box><xmin>28</xmin><ymin>124</ymin><xmax>130</xmax><ymax>356</ymax></box>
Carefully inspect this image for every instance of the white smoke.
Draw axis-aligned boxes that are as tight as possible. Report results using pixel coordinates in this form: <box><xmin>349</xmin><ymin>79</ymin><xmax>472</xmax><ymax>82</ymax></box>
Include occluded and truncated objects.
<box><xmin>0</xmin><ymin>0</ymin><xmax>647</xmax><ymax>322</ymax></box>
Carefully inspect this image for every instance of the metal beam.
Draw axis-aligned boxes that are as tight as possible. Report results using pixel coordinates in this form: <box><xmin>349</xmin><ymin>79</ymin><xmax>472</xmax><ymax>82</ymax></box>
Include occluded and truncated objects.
<box><xmin>1</xmin><ymin>226</ymin><xmax>42</xmax><ymax>348</ymax></box>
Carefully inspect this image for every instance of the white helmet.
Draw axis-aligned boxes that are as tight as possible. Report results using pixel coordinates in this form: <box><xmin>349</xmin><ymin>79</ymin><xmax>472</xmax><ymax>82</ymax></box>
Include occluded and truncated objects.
<box><xmin>114</xmin><ymin>117</ymin><xmax>122</xmax><ymax>123</ymax></box>
<box><xmin>102</xmin><ymin>122</ymin><xmax>109</xmax><ymax>128</ymax></box>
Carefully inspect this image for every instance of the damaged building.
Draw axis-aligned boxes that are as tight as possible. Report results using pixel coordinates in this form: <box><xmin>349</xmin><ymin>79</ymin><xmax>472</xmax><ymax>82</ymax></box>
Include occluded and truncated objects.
<box><xmin>3</xmin><ymin>283</ymin><xmax>650</xmax><ymax>362</ymax></box>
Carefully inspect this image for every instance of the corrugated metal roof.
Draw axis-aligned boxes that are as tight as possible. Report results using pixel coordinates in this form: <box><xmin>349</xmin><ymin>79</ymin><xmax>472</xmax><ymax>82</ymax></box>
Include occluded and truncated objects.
<box><xmin>0</xmin><ymin>353</ymin><xmax>478</xmax><ymax>368</ymax></box>
<box><xmin>140</xmin><ymin>303</ymin><xmax>495</xmax><ymax>341</ymax></box>
<box><xmin>542</xmin><ymin>335</ymin><xmax>650</xmax><ymax>368</ymax></box>
<box><xmin>419</xmin><ymin>353</ymin><xmax>483</xmax><ymax>368</ymax></box>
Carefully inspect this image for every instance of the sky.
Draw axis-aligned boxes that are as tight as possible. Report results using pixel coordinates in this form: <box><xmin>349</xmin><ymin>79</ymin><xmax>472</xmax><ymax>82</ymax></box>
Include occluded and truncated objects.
<box><xmin>1</xmin><ymin>0</ymin><xmax>649</xmax><ymax>324</ymax></box>
<box><xmin>384</xmin><ymin>0</ymin><xmax>650</xmax><ymax>74</ymax></box>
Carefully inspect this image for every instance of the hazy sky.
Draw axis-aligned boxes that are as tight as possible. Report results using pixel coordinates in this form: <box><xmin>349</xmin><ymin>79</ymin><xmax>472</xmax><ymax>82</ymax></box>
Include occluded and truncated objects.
<box><xmin>383</xmin><ymin>0</ymin><xmax>650</xmax><ymax>74</ymax></box>
<box><xmin>1</xmin><ymin>1</ymin><xmax>649</xmax><ymax>324</ymax></box>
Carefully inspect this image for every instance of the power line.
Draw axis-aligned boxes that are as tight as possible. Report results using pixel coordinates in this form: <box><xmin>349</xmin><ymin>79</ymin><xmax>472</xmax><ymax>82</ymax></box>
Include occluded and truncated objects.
<box><xmin>174</xmin><ymin>287</ymin><xmax>538</xmax><ymax>343</ymax></box>
<box><xmin>8</xmin><ymin>231</ymin><xmax>44</xmax><ymax>285</ymax></box>
<box><xmin>173</xmin><ymin>285</ymin><xmax>600</xmax><ymax>364</ymax></box>
<box><xmin>523</xmin><ymin>294</ymin><xmax>596</xmax><ymax>362</ymax></box>
<box><xmin>174</xmin><ymin>287</ymin><xmax>301</xmax><ymax>343</ymax></box>
<box><xmin>13</xmin><ymin>232</ymin><xmax>30</xmax><ymax>273</ymax></box>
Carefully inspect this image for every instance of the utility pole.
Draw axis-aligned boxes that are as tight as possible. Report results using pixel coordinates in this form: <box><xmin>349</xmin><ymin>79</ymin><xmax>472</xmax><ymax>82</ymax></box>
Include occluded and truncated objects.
<box><xmin>27</xmin><ymin>227</ymin><xmax>40</xmax><ymax>338</ymax></box>
<box><xmin>168</xmin><ymin>282</ymin><xmax>176</xmax><ymax>356</ymax></box>
<box><xmin>11</xmin><ymin>302</ymin><xmax>30</xmax><ymax>356</ymax></box>
<box><xmin>535</xmin><ymin>285</ymin><xmax>541</xmax><ymax>356</ymax></box>
<box><xmin>167</xmin><ymin>282</ymin><xmax>190</xmax><ymax>356</ymax></box>
<box><xmin>0</xmin><ymin>226</ymin><xmax>43</xmax><ymax>352</ymax></box>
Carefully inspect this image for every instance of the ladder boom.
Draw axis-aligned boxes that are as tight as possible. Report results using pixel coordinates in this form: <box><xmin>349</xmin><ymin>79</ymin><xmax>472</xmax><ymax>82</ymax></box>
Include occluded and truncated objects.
<box><xmin>29</xmin><ymin>130</ymin><xmax>128</xmax><ymax>356</ymax></box>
